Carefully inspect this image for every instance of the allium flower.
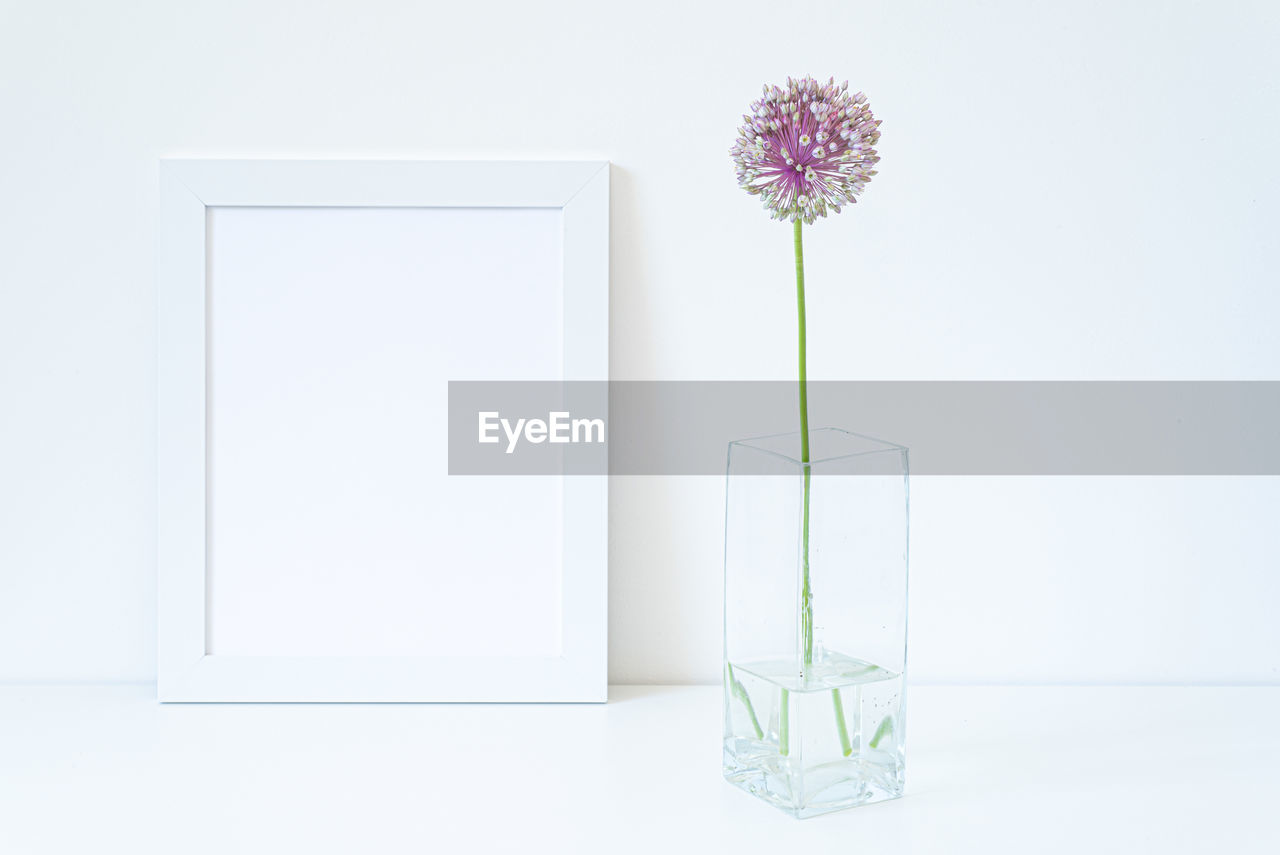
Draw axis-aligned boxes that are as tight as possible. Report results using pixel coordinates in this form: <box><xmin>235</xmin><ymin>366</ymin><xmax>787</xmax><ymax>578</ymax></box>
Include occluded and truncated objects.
<box><xmin>730</xmin><ymin>76</ymin><xmax>881</xmax><ymax>224</ymax></box>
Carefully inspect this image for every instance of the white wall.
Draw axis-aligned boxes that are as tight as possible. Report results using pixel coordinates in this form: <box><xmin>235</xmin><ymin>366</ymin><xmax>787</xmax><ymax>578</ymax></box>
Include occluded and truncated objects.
<box><xmin>2</xmin><ymin>0</ymin><xmax>1277</xmax><ymax>685</ymax></box>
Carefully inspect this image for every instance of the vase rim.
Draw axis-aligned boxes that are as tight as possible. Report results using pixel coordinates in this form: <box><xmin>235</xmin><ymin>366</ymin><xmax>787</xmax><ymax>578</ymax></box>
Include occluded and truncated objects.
<box><xmin>729</xmin><ymin>427</ymin><xmax>908</xmax><ymax>467</ymax></box>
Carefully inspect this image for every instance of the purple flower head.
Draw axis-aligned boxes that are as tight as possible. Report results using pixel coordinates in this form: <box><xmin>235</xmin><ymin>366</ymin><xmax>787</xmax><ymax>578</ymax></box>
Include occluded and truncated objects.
<box><xmin>731</xmin><ymin>76</ymin><xmax>881</xmax><ymax>224</ymax></box>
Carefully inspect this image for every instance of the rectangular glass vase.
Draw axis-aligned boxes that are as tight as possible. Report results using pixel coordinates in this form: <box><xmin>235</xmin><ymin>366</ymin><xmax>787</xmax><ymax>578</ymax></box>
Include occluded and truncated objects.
<box><xmin>723</xmin><ymin>428</ymin><xmax>909</xmax><ymax>818</ymax></box>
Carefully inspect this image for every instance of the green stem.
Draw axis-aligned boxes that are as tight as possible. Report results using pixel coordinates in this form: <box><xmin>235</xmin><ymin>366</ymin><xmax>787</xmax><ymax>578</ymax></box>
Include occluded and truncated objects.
<box><xmin>870</xmin><ymin>716</ymin><xmax>893</xmax><ymax>750</ymax></box>
<box><xmin>832</xmin><ymin>689</ymin><xmax>853</xmax><ymax>757</ymax></box>
<box><xmin>777</xmin><ymin>219</ymin><xmax>811</xmax><ymax>762</ymax></box>
<box><xmin>795</xmin><ymin>219</ymin><xmax>813</xmax><ymax>677</ymax></box>
<box><xmin>726</xmin><ymin>663</ymin><xmax>763</xmax><ymax>740</ymax></box>
<box><xmin>779</xmin><ymin>688</ymin><xmax>790</xmax><ymax>756</ymax></box>
<box><xmin>795</xmin><ymin>220</ymin><xmax>852</xmax><ymax>758</ymax></box>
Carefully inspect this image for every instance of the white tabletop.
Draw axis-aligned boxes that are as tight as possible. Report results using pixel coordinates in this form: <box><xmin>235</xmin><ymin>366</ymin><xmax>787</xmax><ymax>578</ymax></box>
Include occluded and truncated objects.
<box><xmin>1</xmin><ymin>684</ymin><xmax>1275</xmax><ymax>853</ymax></box>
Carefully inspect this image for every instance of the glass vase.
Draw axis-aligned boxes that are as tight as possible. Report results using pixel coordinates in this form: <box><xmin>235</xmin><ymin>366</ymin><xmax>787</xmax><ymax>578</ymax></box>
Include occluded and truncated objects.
<box><xmin>723</xmin><ymin>428</ymin><xmax>909</xmax><ymax>818</ymax></box>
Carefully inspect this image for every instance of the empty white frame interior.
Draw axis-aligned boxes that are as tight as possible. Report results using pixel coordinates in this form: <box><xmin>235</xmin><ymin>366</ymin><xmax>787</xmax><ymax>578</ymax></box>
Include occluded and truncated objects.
<box><xmin>158</xmin><ymin>160</ymin><xmax>608</xmax><ymax>701</ymax></box>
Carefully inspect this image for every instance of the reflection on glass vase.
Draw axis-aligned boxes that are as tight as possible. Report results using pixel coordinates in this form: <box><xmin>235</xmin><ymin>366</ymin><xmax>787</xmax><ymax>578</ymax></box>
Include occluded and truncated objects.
<box><xmin>723</xmin><ymin>428</ymin><xmax>909</xmax><ymax>819</ymax></box>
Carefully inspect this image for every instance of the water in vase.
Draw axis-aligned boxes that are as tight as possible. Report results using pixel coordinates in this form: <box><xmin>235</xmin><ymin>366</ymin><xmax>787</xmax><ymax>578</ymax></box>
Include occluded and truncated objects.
<box><xmin>724</xmin><ymin>651</ymin><xmax>906</xmax><ymax>819</ymax></box>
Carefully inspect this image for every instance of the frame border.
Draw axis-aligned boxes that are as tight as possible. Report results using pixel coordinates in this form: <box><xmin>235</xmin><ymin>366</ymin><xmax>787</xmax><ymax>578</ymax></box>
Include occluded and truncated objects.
<box><xmin>158</xmin><ymin>160</ymin><xmax>608</xmax><ymax>702</ymax></box>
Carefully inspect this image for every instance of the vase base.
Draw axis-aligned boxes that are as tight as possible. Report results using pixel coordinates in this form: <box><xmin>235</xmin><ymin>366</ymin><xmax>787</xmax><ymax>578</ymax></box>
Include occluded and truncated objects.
<box><xmin>723</xmin><ymin>654</ymin><xmax>906</xmax><ymax>818</ymax></box>
<box><xmin>724</xmin><ymin>741</ymin><xmax>905</xmax><ymax>818</ymax></box>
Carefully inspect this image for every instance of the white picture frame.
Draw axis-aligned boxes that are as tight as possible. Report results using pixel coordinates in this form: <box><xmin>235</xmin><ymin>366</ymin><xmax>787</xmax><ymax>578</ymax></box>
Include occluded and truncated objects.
<box><xmin>158</xmin><ymin>159</ymin><xmax>608</xmax><ymax>702</ymax></box>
